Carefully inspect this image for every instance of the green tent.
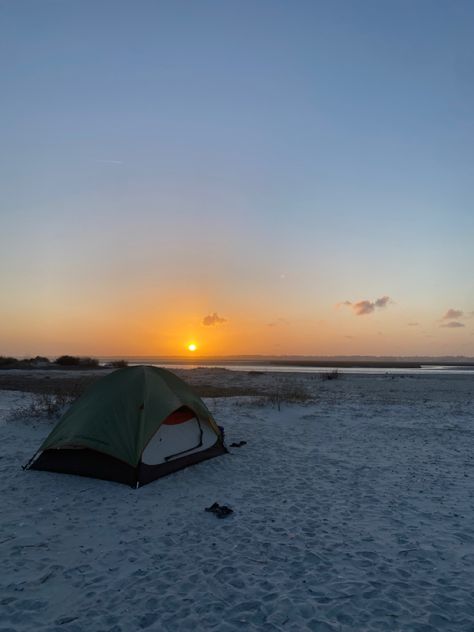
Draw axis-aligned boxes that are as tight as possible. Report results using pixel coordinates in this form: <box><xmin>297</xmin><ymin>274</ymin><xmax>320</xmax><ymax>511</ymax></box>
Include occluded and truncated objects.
<box><xmin>28</xmin><ymin>365</ymin><xmax>227</xmax><ymax>486</ymax></box>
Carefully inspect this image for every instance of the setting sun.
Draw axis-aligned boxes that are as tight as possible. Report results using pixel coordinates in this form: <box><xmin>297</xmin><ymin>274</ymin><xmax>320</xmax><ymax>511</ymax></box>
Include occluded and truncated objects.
<box><xmin>187</xmin><ymin>344</ymin><xmax>197</xmax><ymax>352</ymax></box>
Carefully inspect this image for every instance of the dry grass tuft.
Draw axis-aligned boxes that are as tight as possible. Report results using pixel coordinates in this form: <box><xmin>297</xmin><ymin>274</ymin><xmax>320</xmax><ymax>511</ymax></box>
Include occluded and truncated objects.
<box><xmin>258</xmin><ymin>380</ymin><xmax>314</xmax><ymax>410</ymax></box>
<box><xmin>8</xmin><ymin>381</ymin><xmax>87</xmax><ymax>421</ymax></box>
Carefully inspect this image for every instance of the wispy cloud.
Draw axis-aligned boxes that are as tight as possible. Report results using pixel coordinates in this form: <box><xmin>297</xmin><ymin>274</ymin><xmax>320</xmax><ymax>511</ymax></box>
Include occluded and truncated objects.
<box><xmin>95</xmin><ymin>159</ymin><xmax>124</xmax><ymax>165</ymax></box>
<box><xmin>339</xmin><ymin>296</ymin><xmax>393</xmax><ymax>316</ymax></box>
<box><xmin>374</xmin><ymin>296</ymin><xmax>391</xmax><ymax>308</ymax></box>
<box><xmin>440</xmin><ymin>321</ymin><xmax>465</xmax><ymax>328</ymax></box>
<box><xmin>442</xmin><ymin>308</ymin><xmax>463</xmax><ymax>320</ymax></box>
<box><xmin>202</xmin><ymin>312</ymin><xmax>227</xmax><ymax>326</ymax></box>
<box><xmin>353</xmin><ymin>300</ymin><xmax>377</xmax><ymax>315</ymax></box>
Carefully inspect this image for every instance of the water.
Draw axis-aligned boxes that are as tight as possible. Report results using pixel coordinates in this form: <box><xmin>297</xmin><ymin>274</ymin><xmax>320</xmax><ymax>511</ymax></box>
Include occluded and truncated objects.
<box><xmin>126</xmin><ymin>362</ymin><xmax>474</xmax><ymax>376</ymax></box>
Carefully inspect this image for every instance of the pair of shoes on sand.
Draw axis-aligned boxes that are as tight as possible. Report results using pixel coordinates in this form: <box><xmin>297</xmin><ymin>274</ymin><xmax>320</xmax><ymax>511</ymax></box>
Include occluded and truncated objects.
<box><xmin>230</xmin><ymin>440</ymin><xmax>247</xmax><ymax>448</ymax></box>
<box><xmin>205</xmin><ymin>502</ymin><xmax>233</xmax><ymax>518</ymax></box>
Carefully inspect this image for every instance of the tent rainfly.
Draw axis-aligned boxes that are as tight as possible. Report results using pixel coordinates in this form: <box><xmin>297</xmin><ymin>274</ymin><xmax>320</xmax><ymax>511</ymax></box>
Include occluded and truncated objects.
<box><xmin>26</xmin><ymin>365</ymin><xmax>227</xmax><ymax>487</ymax></box>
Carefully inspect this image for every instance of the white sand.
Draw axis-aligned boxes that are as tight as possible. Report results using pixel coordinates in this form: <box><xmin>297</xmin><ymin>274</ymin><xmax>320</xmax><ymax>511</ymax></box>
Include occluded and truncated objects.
<box><xmin>0</xmin><ymin>372</ymin><xmax>473</xmax><ymax>631</ymax></box>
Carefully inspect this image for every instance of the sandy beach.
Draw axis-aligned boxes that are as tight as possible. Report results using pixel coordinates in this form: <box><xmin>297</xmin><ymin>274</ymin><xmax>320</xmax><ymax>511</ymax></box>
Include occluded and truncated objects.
<box><xmin>1</xmin><ymin>369</ymin><xmax>473</xmax><ymax>631</ymax></box>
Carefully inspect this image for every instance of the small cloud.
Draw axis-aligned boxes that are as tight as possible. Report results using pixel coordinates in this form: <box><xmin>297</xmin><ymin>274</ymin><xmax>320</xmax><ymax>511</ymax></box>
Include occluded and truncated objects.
<box><xmin>374</xmin><ymin>296</ymin><xmax>391</xmax><ymax>308</ymax></box>
<box><xmin>344</xmin><ymin>335</ymin><xmax>354</xmax><ymax>339</ymax></box>
<box><xmin>202</xmin><ymin>312</ymin><xmax>227</xmax><ymax>326</ymax></box>
<box><xmin>339</xmin><ymin>296</ymin><xmax>393</xmax><ymax>316</ymax></box>
<box><xmin>442</xmin><ymin>308</ymin><xmax>463</xmax><ymax>320</ymax></box>
<box><xmin>353</xmin><ymin>300</ymin><xmax>376</xmax><ymax>315</ymax></box>
<box><xmin>440</xmin><ymin>321</ymin><xmax>465</xmax><ymax>328</ymax></box>
<box><xmin>95</xmin><ymin>159</ymin><xmax>124</xmax><ymax>165</ymax></box>
<box><xmin>407</xmin><ymin>322</ymin><xmax>419</xmax><ymax>326</ymax></box>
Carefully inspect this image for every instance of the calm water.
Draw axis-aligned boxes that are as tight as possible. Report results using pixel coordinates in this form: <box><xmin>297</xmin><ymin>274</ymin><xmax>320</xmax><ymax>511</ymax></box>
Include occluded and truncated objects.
<box><xmin>133</xmin><ymin>363</ymin><xmax>474</xmax><ymax>376</ymax></box>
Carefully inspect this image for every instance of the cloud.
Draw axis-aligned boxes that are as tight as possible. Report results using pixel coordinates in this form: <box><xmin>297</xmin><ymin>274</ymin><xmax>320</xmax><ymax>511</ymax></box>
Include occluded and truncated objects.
<box><xmin>407</xmin><ymin>322</ymin><xmax>419</xmax><ymax>326</ymax></box>
<box><xmin>202</xmin><ymin>312</ymin><xmax>227</xmax><ymax>326</ymax></box>
<box><xmin>353</xmin><ymin>300</ymin><xmax>376</xmax><ymax>315</ymax></box>
<box><xmin>95</xmin><ymin>159</ymin><xmax>124</xmax><ymax>165</ymax></box>
<box><xmin>338</xmin><ymin>296</ymin><xmax>392</xmax><ymax>316</ymax></box>
<box><xmin>442</xmin><ymin>308</ymin><xmax>463</xmax><ymax>320</ymax></box>
<box><xmin>374</xmin><ymin>296</ymin><xmax>391</xmax><ymax>308</ymax></box>
<box><xmin>440</xmin><ymin>321</ymin><xmax>465</xmax><ymax>328</ymax></box>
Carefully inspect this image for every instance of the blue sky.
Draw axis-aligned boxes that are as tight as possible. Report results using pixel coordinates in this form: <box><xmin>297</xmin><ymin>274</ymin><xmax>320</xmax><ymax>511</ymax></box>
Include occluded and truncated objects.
<box><xmin>1</xmin><ymin>1</ymin><xmax>473</xmax><ymax>356</ymax></box>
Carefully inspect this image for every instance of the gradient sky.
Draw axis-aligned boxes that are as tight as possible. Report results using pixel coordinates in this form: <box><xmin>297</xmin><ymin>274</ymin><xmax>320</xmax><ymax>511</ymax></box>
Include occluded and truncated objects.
<box><xmin>1</xmin><ymin>0</ymin><xmax>473</xmax><ymax>357</ymax></box>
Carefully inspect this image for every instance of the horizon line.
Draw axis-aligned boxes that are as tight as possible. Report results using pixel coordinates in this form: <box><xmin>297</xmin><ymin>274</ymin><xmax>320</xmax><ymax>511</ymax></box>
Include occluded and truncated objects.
<box><xmin>8</xmin><ymin>353</ymin><xmax>474</xmax><ymax>362</ymax></box>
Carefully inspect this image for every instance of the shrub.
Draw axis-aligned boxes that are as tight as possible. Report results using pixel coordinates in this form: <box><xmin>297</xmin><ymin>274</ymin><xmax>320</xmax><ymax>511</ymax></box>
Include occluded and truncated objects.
<box><xmin>54</xmin><ymin>355</ymin><xmax>99</xmax><ymax>368</ymax></box>
<box><xmin>0</xmin><ymin>356</ymin><xmax>51</xmax><ymax>368</ymax></box>
<box><xmin>55</xmin><ymin>355</ymin><xmax>81</xmax><ymax>366</ymax></box>
<box><xmin>20</xmin><ymin>356</ymin><xmax>50</xmax><ymax>365</ymax></box>
<box><xmin>0</xmin><ymin>356</ymin><xmax>18</xmax><ymax>366</ymax></box>
<box><xmin>260</xmin><ymin>380</ymin><xmax>313</xmax><ymax>410</ymax></box>
<box><xmin>111</xmin><ymin>359</ymin><xmax>128</xmax><ymax>368</ymax></box>
<box><xmin>8</xmin><ymin>380</ymin><xmax>86</xmax><ymax>421</ymax></box>
<box><xmin>31</xmin><ymin>355</ymin><xmax>50</xmax><ymax>364</ymax></box>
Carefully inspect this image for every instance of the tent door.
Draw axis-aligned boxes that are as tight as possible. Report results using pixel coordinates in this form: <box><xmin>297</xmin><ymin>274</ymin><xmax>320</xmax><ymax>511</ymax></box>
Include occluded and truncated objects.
<box><xmin>141</xmin><ymin>412</ymin><xmax>217</xmax><ymax>466</ymax></box>
<box><xmin>164</xmin><ymin>417</ymin><xmax>203</xmax><ymax>461</ymax></box>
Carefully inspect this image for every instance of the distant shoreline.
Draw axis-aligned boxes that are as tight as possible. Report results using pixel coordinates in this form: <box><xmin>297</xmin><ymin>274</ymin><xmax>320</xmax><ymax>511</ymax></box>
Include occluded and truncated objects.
<box><xmin>2</xmin><ymin>358</ymin><xmax>474</xmax><ymax>370</ymax></box>
<box><xmin>268</xmin><ymin>360</ymin><xmax>474</xmax><ymax>369</ymax></box>
<box><xmin>113</xmin><ymin>358</ymin><xmax>474</xmax><ymax>369</ymax></box>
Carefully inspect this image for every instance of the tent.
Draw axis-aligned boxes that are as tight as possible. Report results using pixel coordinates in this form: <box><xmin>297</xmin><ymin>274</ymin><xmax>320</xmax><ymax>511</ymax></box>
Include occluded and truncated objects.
<box><xmin>27</xmin><ymin>365</ymin><xmax>227</xmax><ymax>487</ymax></box>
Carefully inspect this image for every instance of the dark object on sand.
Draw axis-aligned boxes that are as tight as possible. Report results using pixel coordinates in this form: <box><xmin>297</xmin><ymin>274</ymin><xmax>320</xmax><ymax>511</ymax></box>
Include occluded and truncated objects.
<box><xmin>25</xmin><ymin>366</ymin><xmax>227</xmax><ymax>487</ymax></box>
<box><xmin>320</xmin><ymin>369</ymin><xmax>340</xmax><ymax>381</ymax></box>
<box><xmin>205</xmin><ymin>502</ymin><xmax>234</xmax><ymax>518</ymax></box>
<box><xmin>230</xmin><ymin>440</ymin><xmax>247</xmax><ymax>448</ymax></box>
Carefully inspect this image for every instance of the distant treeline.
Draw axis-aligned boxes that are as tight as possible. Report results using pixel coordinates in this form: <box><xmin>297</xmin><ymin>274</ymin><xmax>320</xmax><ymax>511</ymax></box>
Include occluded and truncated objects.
<box><xmin>0</xmin><ymin>356</ymin><xmax>128</xmax><ymax>369</ymax></box>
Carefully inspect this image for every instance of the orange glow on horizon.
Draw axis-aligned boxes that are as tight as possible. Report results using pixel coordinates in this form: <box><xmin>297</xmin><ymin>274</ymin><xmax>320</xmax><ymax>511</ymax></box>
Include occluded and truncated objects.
<box><xmin>1</xmin><ymin>295</ymin><xmax>473</xmax><ymax>358</ymax></box>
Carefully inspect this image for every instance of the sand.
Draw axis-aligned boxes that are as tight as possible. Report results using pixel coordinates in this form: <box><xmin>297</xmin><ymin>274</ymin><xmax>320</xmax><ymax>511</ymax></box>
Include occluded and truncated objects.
<box><xmin>0</xmin><ymin>371</ymin><xmax>473</xmax><ymax>631</ymax></box>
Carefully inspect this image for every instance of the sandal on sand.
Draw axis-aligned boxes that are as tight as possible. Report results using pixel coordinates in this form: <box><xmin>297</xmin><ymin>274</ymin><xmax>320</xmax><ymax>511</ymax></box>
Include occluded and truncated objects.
<box><xmin>204</xmin><ymin>502</ymin><xmax>234</xmax><ymax>518</ymax></box>
<box><xmin>216</xmin><ymin>505</ymin><xmax>233</xmax><ymax>518</ymax></box>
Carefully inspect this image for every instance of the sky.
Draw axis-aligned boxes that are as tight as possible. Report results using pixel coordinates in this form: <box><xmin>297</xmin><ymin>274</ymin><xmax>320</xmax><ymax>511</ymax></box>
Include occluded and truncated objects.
<box><xmin>1</xmin><ymin>0</ymin><xmax>473</xmax><ymax>357</ymax></box>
